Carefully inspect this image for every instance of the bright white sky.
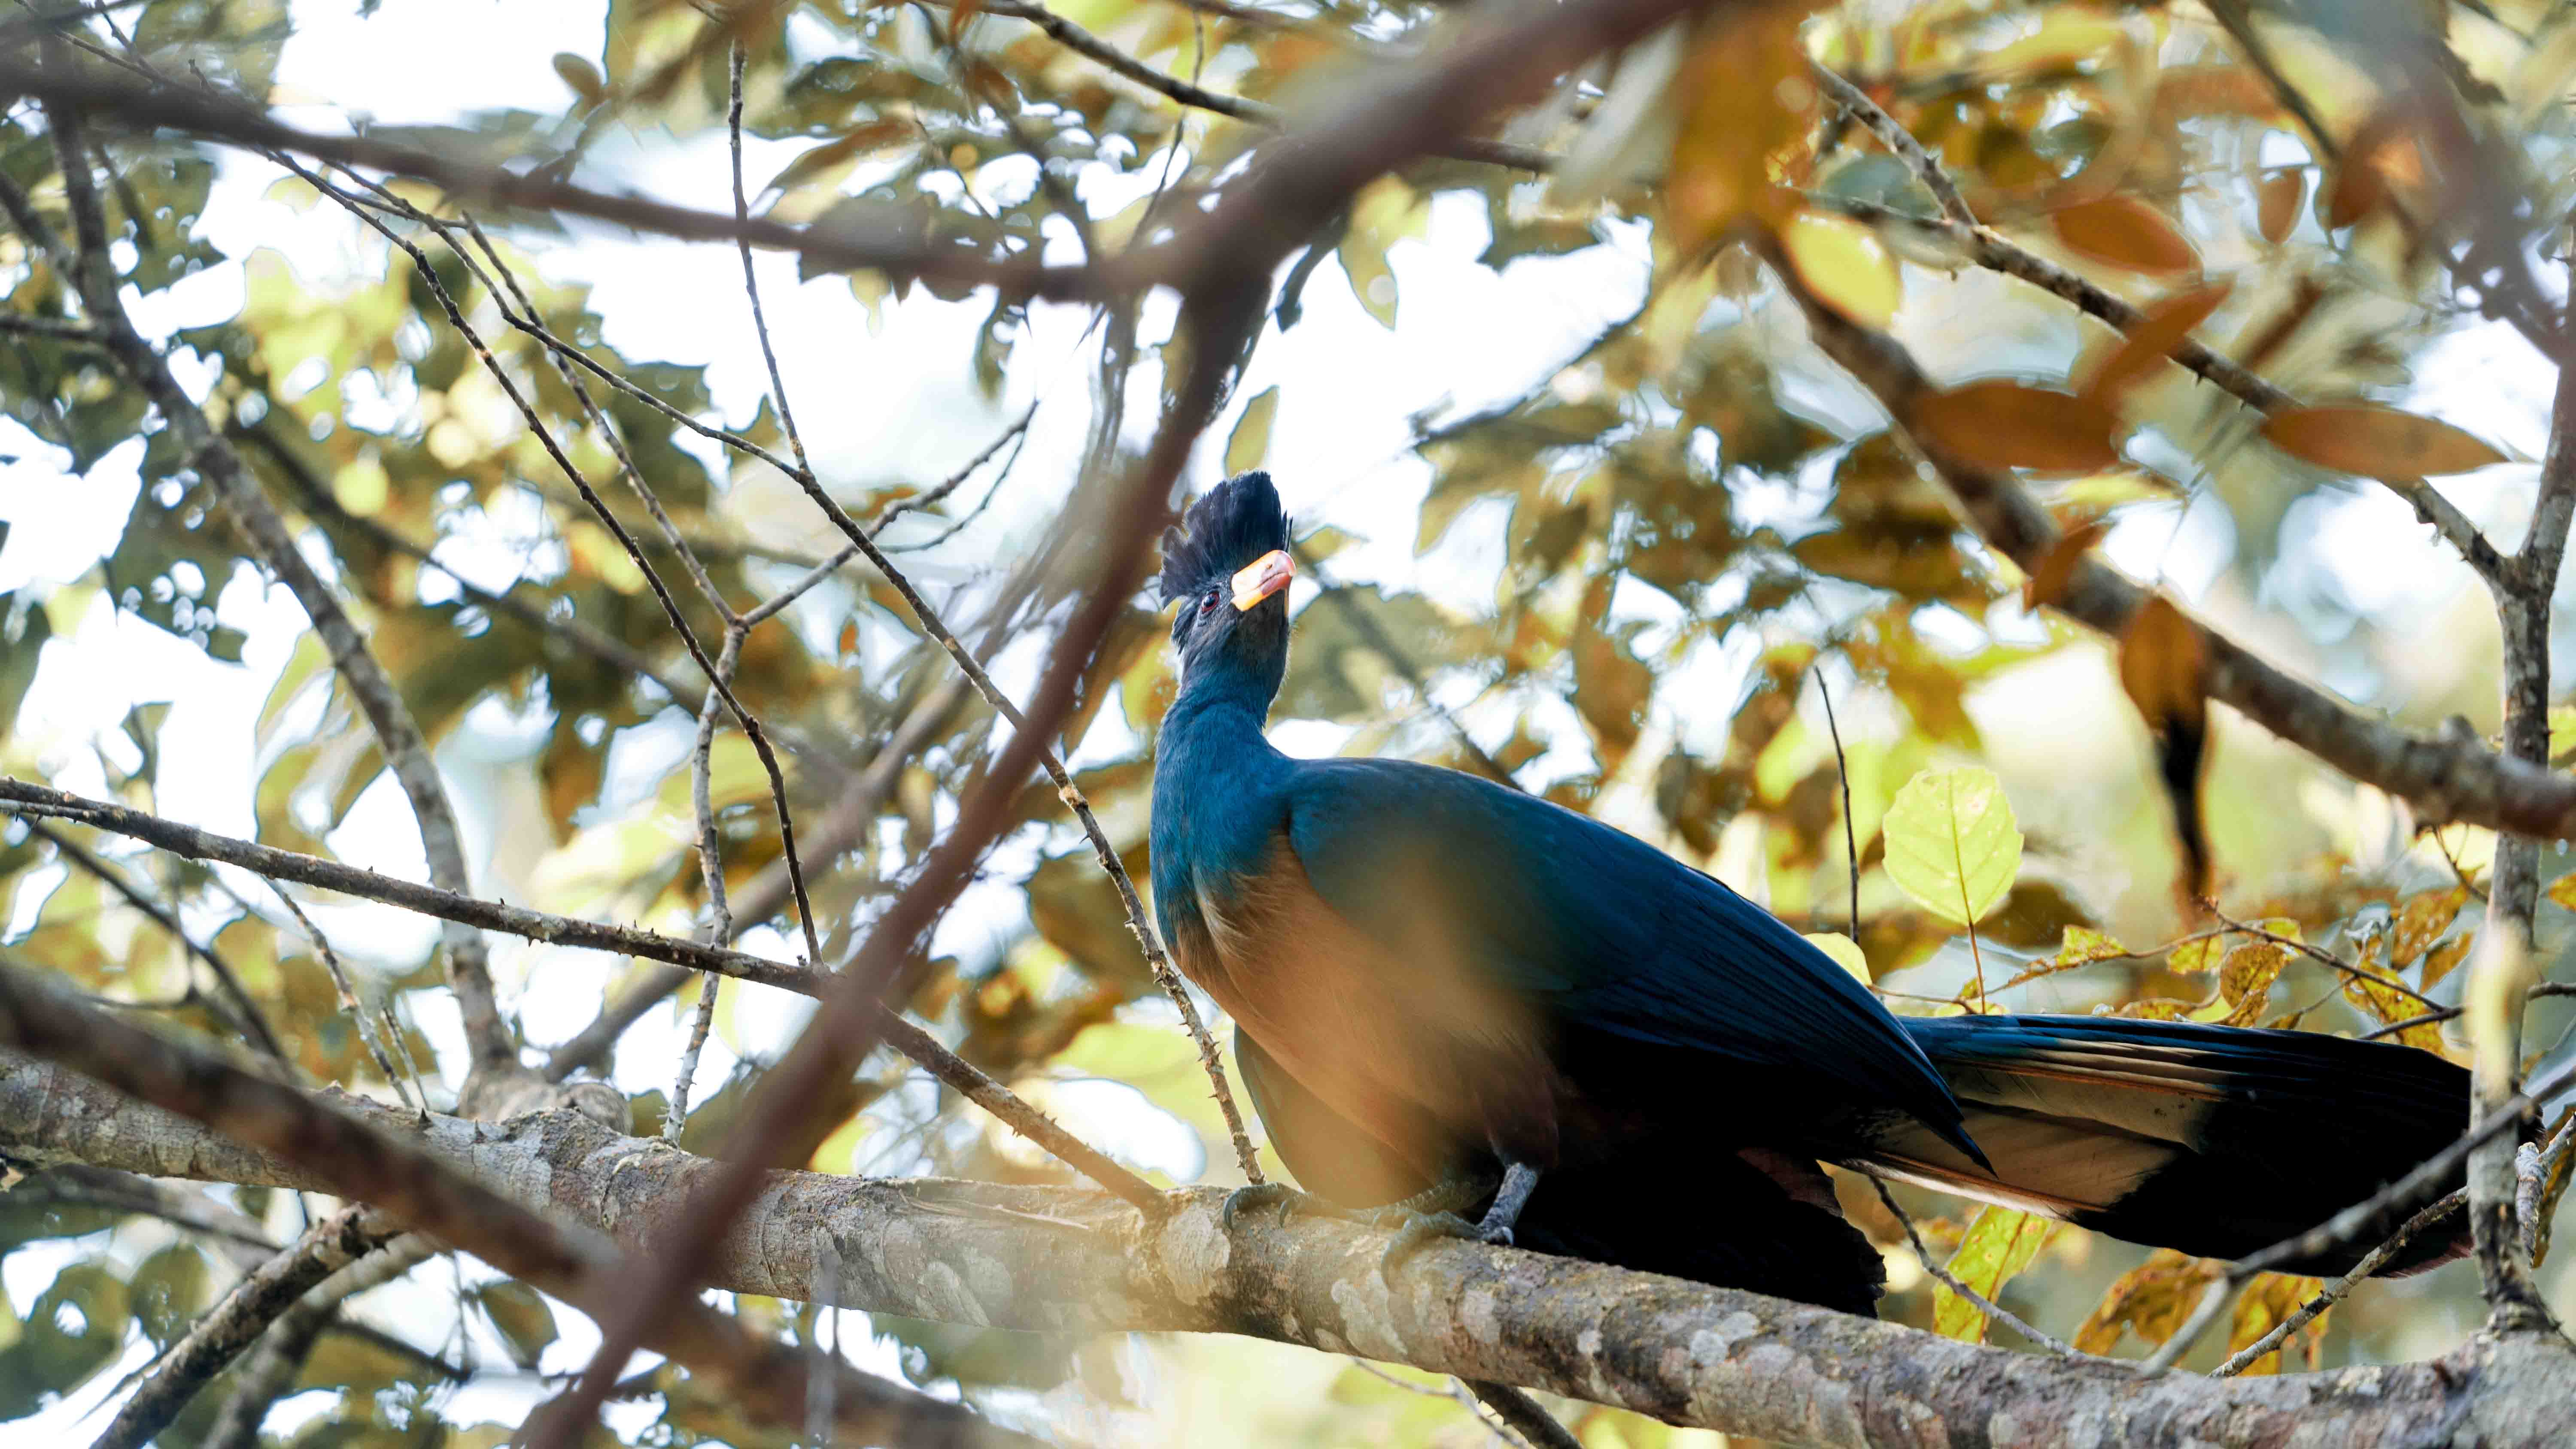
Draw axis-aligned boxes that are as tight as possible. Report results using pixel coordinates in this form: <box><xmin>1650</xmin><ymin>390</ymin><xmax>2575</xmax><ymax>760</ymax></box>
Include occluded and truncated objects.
<box><xmin>0</xmin><ymin>0</ymin><xmax>2564</xmax><ymax>1438</ymax></box>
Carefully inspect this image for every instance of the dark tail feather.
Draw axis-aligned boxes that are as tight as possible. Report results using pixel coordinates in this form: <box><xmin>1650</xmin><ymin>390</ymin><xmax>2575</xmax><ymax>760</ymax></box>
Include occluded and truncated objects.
<box><xmin>1858</xmin><ymin>1015</ymin><xmax>2474</xmax><ymax>1276</ymax></box>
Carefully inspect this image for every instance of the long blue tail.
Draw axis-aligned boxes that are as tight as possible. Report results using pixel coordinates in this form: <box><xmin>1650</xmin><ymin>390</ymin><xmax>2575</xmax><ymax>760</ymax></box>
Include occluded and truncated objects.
<box><xmin>1861</xmin><ymin>1014</ymin><xmax>2474</xmax><ymax>1275</ymax></box>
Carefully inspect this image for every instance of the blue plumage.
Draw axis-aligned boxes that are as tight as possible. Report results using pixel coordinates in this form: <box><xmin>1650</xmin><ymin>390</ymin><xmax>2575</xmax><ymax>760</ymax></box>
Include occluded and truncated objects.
<box><xmin>1149</xmin><ymin>472</ymin><xmax>2476</xmax><ymax>1311</ymax></box>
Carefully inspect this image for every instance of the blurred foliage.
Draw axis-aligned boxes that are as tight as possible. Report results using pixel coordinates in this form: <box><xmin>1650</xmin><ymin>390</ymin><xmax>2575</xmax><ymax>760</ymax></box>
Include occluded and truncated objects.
<box><xmin>3</xmin><ymin>0</ymin><xmax>2576</xmax><ymax>1443</ymax></box>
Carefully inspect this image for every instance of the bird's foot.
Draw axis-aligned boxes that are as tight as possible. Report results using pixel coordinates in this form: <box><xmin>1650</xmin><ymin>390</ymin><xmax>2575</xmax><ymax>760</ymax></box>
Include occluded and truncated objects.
<box><xmin>1221</xmin><ymin>1181</ymin><xmax>1336</xmax><ymax>1233</ymax></box>
<box><xmin>1376</xmin><ymin>1210</ymin><xmax>1513</xmax><ymax>1276</ymax></box>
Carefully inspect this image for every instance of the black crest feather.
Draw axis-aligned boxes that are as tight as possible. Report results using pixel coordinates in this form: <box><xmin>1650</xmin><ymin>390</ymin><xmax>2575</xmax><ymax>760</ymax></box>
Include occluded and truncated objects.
<box><xmin>1158</xmin><ymin>471</ymin><xmax>1288</xmax><ymax>606</ymax></box>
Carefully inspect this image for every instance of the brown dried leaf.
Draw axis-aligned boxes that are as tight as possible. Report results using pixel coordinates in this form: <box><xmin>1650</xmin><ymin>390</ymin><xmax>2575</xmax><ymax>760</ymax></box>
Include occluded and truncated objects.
<box><xmin>2050</xmin><ymin>195</ymin><xmax>2199</xmax><ymax>276</ymax></box>
<box><xmin>2120</xmin><ymin>595</ymin><xmax>2211</xmax><ymax>895</ymax></box>
<box><xmin>2079</xmin><ymin>281</ymin><xmax>2233</xmax><ymax>407</ymax></box>
<box><xmin>2023</xmin><ymin>518</ymin><xmax>2111</xmax><ymax>611</ymax></box>
<box><xmin>1910</xmin><ymin>382</ymin><xmax>2123</xmax><ymax>473</ymax></box>
<box><xmin>2256</xmin><ymin>169</ymin><xmax>2305</xmax><ymax>245</ymax></box>
<box><xmin>1665</xmin><ymin>6</ymin><xmax>1812</xmax><ymax>251</ymax></box>
<box><xmin>2260</xmin><ymin>405</ymin><xmax>2507</xmax><ymax>480</ymax></box>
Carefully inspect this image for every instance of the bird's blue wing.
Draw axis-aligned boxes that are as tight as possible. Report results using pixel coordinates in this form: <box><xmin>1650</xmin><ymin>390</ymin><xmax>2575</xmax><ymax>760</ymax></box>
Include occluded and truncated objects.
<box><xmin>1283</xmin><ymin>757</ymin><xmax>1970</xmax><ymax>1151</ymax></box>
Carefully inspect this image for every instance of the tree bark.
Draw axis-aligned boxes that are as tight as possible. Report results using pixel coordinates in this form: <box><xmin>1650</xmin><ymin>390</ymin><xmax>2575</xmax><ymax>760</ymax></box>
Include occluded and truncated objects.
<box><xmin>3</xmin><ymin>1053</ymin><xmax>2567</xmax><ymax>1446</ymax></box>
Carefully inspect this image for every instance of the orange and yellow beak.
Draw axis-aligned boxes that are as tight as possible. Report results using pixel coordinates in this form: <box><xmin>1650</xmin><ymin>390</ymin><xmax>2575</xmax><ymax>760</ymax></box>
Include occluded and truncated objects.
<box><xmin>1230</xmin><ymin>549</ymin><xmax>1294</xmax><ymax>611</ymax></box>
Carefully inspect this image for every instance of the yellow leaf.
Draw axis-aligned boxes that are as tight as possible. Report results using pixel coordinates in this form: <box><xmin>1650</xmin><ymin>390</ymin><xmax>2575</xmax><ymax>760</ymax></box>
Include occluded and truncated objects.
<box><xmin>1883</xmin><ymin>766</ymin><xmax>2023</xmax><ymax>928</ymax></box>
<box><xmin>552</xmin><ymin>52</ymin><xmax>607</xmax><ymax>106</ymax></box>
<box><xmin>2390</xmin><ymin>886</ymin><xmax>2470</xmax><ymax>967</ymax></box>
<box><xmin>2217</xmin><ymin>943</ymin><xmax>2290</xmax><ymax>1024</ymax></box>
<box><xmin>2228</xmin><ymin>1273</ymin><xmax>2328</xmax><ymax>1375</ymax></box>
<box><xmin>2079</xmin><ymin>280</ymin><xmax>2233</xmax><ymax>406</ymax></box>
<box><xmin>1781</xmin><ymin>209</ymin><xmax>1901</xmax><ymax>327</ymax></box>
<box><xmin>2260</xmin><ymin>405</ymin><xmax>2507</xmax><ymax>480</ymax></box>
<box><xmin>2050</xmin><ymin>195</ymin><xmax>2199</xmax><ymax>277</ymax></box>
<box><xmin>1226</xmin><ymin>385</ymin><xmax>1280</xmax><ymax>476</ymax></box>
<box><xmin>1804</xmin><ymin>931</ymin><xmax>1871</xmax><ymax>984</ymax></box>
<box><xmin>2344</xmin><ymin>970</ymin><xmax>2442</xmax><ymax>1052</ymax></box>
<box><xmin>2423</xmin><ymin>932</ymin><xmax>2475</xmax><ymax>991</ymax></box>
<box><xmin>1933</xmin><ymin>1206</ymin><xmax>2058</xmax><ymax>1343</ymax></box>
<box><xmin>1979</xmin><ymin>10</ymin><xmax>2126</xmax><ymax>80</ymax></box>
<box><xmin>2075</xmin><ymin>1249</ymin><xmax>2220</xmax><ymax>1355</ymax></box>
<box><xmin>1910</xmin><ymin>382</ymin><xmax>2123</xmax><ymax>473</ymax></box>
<box><xmin>2256</xmin><ymin>168</ymin><xmax>2305</xmax><ymax>244</ymax></box>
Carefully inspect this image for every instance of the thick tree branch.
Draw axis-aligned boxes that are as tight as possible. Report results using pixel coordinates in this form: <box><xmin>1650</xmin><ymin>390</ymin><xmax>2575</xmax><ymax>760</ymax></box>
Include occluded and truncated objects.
<box><xmin>0</xmin><ymin>966</ymin><xmax>1040</xmax><ymax>1449</ymax></box>
<box><xmin>0</xmin><ymin>56</ymin><xmax>1087</xmax><ymax>299</ymax></box>
<box><xmin>0</xmin><ymin>776</ymin><xmax>1165</xmax><ymax>1212</ymax></box>
<box><xmin>93</xmin><ymin>1205</ymin><xmax>396</xmax><ymax>1449</ymax></box>
<box><xmin>939</xmin><ymin>0</ymin><xmax>1554</xmax><ymax>171</ymax></box>
<box><xmin>2461</xmin><ymin>346</ymin><xmax>2576</xmax><ymax>1330</ymax></box>
<box><xmin>2</xmin><ymin>1054</ymin><xmax>2569</xmax><ymax>1445</ymax></box>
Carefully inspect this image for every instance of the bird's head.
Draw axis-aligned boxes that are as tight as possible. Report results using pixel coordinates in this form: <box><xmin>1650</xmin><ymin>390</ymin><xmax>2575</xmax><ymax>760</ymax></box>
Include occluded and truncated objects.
<box><xmin>1158</xmin><ymin>470</ymin><xmax>1293</xmax><ymax>698</ymax></box>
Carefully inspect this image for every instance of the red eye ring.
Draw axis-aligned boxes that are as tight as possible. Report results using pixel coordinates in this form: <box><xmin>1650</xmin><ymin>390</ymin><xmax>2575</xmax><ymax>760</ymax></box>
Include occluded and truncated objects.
<box><xmin>1200</xmin><ymin>589</ymin><xmax>1220</xmax><ymax>614</ymax></box>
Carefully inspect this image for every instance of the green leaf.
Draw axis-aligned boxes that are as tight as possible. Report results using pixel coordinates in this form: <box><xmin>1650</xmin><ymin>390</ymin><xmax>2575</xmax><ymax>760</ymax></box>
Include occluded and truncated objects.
<box><xmin>1803</xmin><ymin>932</ymin><xmax>1870</xmax><ymax>984</ymax></box>
<box><xmin>475</xmin><ymin>1282</ymin><xmax>558</xmax><ymax>1370</ymax></box>
<box><xmin>1883</xmin><ymin>767</ymin><xmax>2023</xmax><ymax>928</ymax></box>
<box><xmin>1226</xmin><ymin>385</ymin><xmax>1281</xmax><ymax>476</ymax></box>
<box><xmin>1932</xmin><ymin>1206</ymin><xmax>2058</xmax><ymax>1343</ymax></box>
<box><xmin>129</xmin><ymin>1243</ymin><xmax>210</xmax><ymax>1349</ymax></box>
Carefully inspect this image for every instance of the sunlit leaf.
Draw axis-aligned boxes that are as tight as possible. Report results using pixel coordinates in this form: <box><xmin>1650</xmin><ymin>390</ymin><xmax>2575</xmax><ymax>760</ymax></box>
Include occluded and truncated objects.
<box><xmin>1910</xmin><ymin>382</ymin><xmax>2123</xmax><ymax>473</ymax></box>
<box><xmin>1226</xmin><ymin>385</ymin><xmax>1281</xmax><ymax>476</ymax></box>
<box><xmin>1932</xmin><ymin>1206</ymin><xmax>2058</xmax><ymax>1343</ymax></box>
<box><xmin>2390</xmin><ymin>886</ymin><xmax>2470</xmax><ymax>967</ymax></box>
<box><xmin>2260</xmin><ymin>406</ymin><xmax>2508</xmax><ymax>480</ymax></box>
<box><xmin>1781</xmin><ymin>209</ymin><xmax>1901</xmax><ymax>327</ymax></box>
<box><xmin>2228</xmin><ymin>1273</ymin><xmax>2328</xmax><ymax>1375</ymax></box>
<box><xmin>2424</xmin><ymin>932</ymin><xmax>2476</xmax><ymax>991</ymax></box>
<box><xmin>1883</xmin><ymin>766</ymin><xmax>2022</xmax><ymax>927</ymax></box>
<box><xmin>2075</xmin><ymin>1249</ymin><xmax>2219</xmax><ymax>1355</ymax></box>
<box><xmin>552</xmin><ymin>52</ymin><xmax>608</xmax><ymax>105</ymax></box>
<box><xmin>2217</xmin><ymin>943</ymin><xmax>2290</xmax><ymax>1025</ymax></box>
<box><xmin>1803</xmin><ymin>931</ymin><xmax>1871</xmax><ymax>984</ymax></box>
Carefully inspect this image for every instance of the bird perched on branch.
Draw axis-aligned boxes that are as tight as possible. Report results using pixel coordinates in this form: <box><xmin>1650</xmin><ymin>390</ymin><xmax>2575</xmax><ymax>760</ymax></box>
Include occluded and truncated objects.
<box><xmin>1148</xmin><ymin>470</ymin><xmax>2474</xmax><ymax>1314</ymax></box>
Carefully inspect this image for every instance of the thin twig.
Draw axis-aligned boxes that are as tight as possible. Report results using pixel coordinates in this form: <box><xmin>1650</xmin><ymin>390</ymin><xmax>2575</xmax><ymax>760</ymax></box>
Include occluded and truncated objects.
<box><xmin>255</xmin><ymin>873</ymin><xmax>419</xmax><ymax>1117</ymax></box>
<box><xmin>1807</xmin><ymin>69</ymin><xmax>2509</xmax><ymax>582</ymax></box>
<box><xmin>36</xmin><ymin>95</ymin><xmax>514</xmax><ymax>1070</ymax></box>
<box><xmin>2211</xmin><ymin>1191</ymin><xmax>2464</xmax><ymax>1378</ymax></box>
<box><xmin>91</xmin><ymin>1206</ymin><xmax>396</xmax><ymax>1449</ymax></box>
<box><xmin>1817</xmin><ymin>669</ymin><xmax>1861</xmax><ymax>940</ymax></box>
<box><xmin>22</xmin><ymin>820</ymin><xmax>288</xmax><ymax>1064</ymax></box>
<box><xmin>668</xmin><ymin>628</ymin><xmax>745</xmax><ymax>1142</ymax></box>
<box><xmin>0</xmin><ymin>777</ymin><xmax>1173</xmax><ymax>1214</ymax></box>
<box><xmin>1867</xmin><ymin>1176</ymin><xmax>2078</xmax><ymax>1356</ymax></box>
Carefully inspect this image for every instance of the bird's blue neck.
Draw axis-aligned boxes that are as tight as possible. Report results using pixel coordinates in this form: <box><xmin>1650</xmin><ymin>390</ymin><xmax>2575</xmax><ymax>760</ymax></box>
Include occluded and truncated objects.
<box><xmin>1152</xmin><ymin>649</ymin><xmax>1291</xmax><ymax>920</ymax></box>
